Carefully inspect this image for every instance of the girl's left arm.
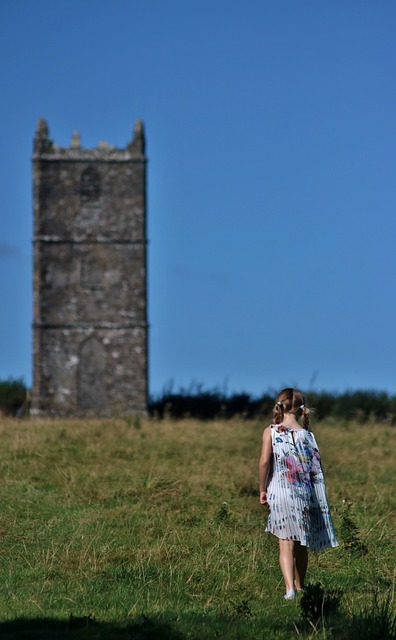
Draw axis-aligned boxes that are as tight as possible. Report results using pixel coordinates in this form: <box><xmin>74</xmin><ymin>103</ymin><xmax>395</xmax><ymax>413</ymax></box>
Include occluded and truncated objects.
<box><xmin>259</xmin><ymin>427</ymin><xmax>272</xmax><ymax>505</ymax></box>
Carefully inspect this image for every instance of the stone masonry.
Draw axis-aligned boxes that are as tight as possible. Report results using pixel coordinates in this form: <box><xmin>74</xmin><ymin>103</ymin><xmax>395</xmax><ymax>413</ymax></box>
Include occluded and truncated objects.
<box><xmin>32</xmin><ymin>119</ymin><xmax>148</xmax><ymax>416</ymax></box>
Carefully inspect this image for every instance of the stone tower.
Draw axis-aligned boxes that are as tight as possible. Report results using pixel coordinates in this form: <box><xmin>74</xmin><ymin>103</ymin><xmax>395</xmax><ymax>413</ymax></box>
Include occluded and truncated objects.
<box><xmin>32</xmin><ymin>119</ymin><xmax>148</xmax><ymax>416</ymax></box>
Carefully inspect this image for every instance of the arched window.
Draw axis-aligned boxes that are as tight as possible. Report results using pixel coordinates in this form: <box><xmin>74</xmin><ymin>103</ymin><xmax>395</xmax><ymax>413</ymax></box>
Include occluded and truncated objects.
<box><xmin>80</xmin><ymin>166</ymin><xmax>101</xmax><ymax>203</ymax></box>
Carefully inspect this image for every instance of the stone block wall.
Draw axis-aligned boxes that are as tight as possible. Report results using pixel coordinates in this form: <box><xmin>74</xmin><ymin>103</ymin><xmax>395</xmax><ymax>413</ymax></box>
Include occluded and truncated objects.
<box><xmin>32</xmin><ymin>120</ymin><xmax>148</xmax><ymax>416</ymax></box>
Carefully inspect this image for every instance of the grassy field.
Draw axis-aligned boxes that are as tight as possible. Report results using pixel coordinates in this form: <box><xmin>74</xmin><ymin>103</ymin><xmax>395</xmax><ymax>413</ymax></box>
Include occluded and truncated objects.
<box><xmin>0</xmin><ymin>416</ymin><xmax>394</xmax><ymax>639</ymax></box>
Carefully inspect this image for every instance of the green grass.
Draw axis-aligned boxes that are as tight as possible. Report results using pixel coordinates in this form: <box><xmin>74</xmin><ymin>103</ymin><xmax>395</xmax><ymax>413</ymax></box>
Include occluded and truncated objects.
<box><xmin>0</xmin><ymin>417</ymin><xmax>394</xmax><ymax>639</ymax></box>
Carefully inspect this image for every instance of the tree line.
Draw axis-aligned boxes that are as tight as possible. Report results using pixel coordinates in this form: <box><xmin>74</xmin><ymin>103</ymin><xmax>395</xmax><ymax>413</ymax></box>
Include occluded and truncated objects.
<box><xmin>1</xmin><ymin>377</ymin><xmax>395</xmax><ymax>422</ymax></box>
<box><xmin>149</xmin><ymin>384</ymin><xmax>396</xmax><ymax>422</ymax></box>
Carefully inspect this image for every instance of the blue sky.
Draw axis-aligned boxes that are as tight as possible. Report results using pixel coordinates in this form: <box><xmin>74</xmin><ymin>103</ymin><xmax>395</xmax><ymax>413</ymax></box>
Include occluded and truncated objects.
<box><xmin>1</xmin><ymin>1</ymin><xmax>396</xmax><ymax>397</ymax></box>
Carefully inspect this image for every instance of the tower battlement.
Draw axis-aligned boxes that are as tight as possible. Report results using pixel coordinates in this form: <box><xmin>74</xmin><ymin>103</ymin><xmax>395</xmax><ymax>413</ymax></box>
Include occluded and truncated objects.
<box><xmin>33</xmin><ymin>118</ymin><xmax>145</xmax><ymax>159</ymax></box>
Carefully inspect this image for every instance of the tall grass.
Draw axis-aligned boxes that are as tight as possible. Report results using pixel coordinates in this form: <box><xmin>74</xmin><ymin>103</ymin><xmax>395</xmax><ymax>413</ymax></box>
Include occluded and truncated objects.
<box><xmin>0</xmin><ymin>417</ymin><xmax>394</xmax><ymax>638</ymax></box>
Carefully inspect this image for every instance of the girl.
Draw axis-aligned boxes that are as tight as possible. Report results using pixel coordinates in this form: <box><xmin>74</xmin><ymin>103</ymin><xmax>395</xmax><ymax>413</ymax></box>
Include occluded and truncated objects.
<box><xmin>259</xmin><ymin>388</ymin><xmax>338</xmax><ymax>599</ymax></box>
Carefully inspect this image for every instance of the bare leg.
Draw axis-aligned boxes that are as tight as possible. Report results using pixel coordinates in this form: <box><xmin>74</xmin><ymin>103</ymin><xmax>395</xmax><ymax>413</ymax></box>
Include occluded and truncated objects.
<box><xmin>293</xmin><ymin>542</ymin><xmax>308</xmax><ymax>590</ymax></box>
<box><xmin>278</xmin><ymin>539</ymin><xmax>295</xmax><ymax>593</ymax></box>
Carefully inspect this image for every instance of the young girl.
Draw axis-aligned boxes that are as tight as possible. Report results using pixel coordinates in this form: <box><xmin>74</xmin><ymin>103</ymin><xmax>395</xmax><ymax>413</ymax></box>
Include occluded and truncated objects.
<box><xmin>259</xmin><ymin>388</ymin><xmax>338</xmax><ymax>599</ymax></box>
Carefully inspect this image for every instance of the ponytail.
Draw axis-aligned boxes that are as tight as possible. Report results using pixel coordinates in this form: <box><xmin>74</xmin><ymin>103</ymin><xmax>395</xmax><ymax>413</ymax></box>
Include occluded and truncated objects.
<box><xmin>273</xmin><ymin>400</ymin><xmax>284</xmax><ymax>424</ymax></box>
<box><xmin>301</xmin><ymin>406</ymin><xmax>310</xmax><ymax>428</ymax></box>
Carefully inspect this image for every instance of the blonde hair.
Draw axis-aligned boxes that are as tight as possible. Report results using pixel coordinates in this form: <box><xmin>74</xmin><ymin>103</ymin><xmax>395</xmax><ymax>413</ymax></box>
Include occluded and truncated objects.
<box><xmin>273</xmin><ymin>388</ymin><xmax>310</xmax><ymax>428</ymax></box>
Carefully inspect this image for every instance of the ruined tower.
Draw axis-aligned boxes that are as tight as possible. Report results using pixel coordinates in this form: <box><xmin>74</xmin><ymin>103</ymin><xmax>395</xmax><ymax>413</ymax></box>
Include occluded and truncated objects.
<box><xmin>32</xmin><ymin>119</ymin><xmax>148</xmax><ymax>416</ymax></box>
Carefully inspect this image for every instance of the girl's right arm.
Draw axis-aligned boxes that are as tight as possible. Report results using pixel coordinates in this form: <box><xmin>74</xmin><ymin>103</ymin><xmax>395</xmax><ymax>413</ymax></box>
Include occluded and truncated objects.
<box><xmin>259</xmin><ymin>426</ymin><xmax>272</xmax><ymax>505</ymax></box>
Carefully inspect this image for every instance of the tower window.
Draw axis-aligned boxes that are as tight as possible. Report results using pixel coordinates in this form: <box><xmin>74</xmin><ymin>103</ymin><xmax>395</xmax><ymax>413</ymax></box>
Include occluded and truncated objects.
<box><xmin>80</xmin><ymin>166</ymin><xmax>101</xmax><ymax>203</ymax></box>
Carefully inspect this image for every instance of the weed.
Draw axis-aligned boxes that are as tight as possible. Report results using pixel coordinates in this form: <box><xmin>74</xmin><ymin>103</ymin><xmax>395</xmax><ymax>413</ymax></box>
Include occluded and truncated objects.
<box><xmin>339</xmin><ymin>512</ymin><xmax>368</xmax><ymax>554</ymax></box>
<box><xmin>216</xmin><ymin>501</ymin><xmax>230</xmax><ymax>522</ymax></box>
<box><xmin>228</xmin><ymin>599</ymin><xmax>252</xmax><ymax>618</ymax></box>
<box><xmin>300</xmin><ymin>582</ymin><xmax>342</xmax><ymax>623</ymax></box>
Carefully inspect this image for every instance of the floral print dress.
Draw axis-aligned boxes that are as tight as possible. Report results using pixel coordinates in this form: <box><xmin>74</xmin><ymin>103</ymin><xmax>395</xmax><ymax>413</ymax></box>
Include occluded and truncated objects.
<box><xmin>265</xmin><ymin>425</ymin><xmax>339</xmax><ymax>551</ymax></box>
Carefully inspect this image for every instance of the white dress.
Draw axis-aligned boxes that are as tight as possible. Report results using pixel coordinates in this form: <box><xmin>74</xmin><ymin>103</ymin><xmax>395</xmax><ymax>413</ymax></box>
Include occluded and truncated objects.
<box><xmin>265</xmin><ymin>425</ymin><xmax>339</xmax><ymax>551</ymax></box>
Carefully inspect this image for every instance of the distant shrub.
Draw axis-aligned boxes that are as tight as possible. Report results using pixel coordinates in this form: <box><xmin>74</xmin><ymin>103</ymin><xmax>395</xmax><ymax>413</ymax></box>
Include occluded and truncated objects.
<box><xmin>305</xmin><ymin>391</ymin><xmax>335</xmax><ymax>421</ymax></box>
<box><xmin>149</xmin><ymin>382</ymin><xmax>273</xmax><ymax>420</ymax></box>
<box><xmin>0</xmin><ymin>377</ymin><xmax>28</xmax><ymax>416</ymax></box>
<box><xmin>331</xmin><ymin>390</ymin><xmax>392</xmax><ymax>422</ymax></box>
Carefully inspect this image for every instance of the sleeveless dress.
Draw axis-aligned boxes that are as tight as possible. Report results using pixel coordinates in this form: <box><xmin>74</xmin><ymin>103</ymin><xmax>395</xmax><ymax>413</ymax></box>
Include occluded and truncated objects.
<box><xmin>265</xmin><ymin>425</ymin><xmax>339</xmax><ymax>551</ymax></box>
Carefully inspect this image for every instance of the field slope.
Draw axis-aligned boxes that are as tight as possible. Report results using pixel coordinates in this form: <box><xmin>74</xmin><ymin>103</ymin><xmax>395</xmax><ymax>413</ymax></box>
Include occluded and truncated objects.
<box><xmin>0</xmin><ymin>417</ymin><xmax>394</xmax><ymax>639</ymax></box>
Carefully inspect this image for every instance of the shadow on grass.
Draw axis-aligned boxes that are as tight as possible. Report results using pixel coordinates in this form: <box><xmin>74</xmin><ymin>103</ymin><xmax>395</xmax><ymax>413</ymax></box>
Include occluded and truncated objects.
<box><xmin>3</xmin><ymin>607</ymin><xmax>392</xmax><ymax>640</ymax></box>
<box><xmin>0</xmin><ymin>614</ymin><xmax>181</xmax><ymax>639</ymax></box>
<box><xmin>0</xmin><ymin>611</ymin><xmax>300</xmax><ymax>640</ymax></box>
